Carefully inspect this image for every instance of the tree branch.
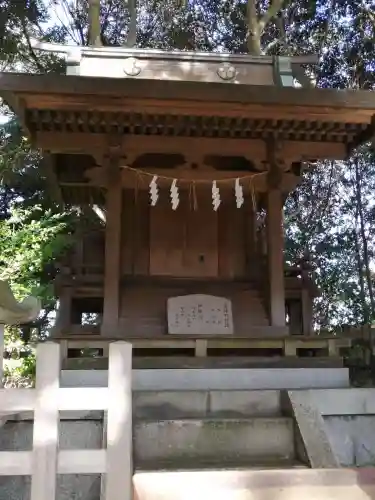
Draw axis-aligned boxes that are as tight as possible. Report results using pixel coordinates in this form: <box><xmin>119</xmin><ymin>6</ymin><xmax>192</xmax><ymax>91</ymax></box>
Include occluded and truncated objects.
<box><xmin>260</xmin><ymin>0</ymin><xmax>289</xmax><ymax>30</ymax></box>
<box><xmin>20</xmin><ymin>18</ymin><xmax>45</xmax><ymax>72</ymax></box>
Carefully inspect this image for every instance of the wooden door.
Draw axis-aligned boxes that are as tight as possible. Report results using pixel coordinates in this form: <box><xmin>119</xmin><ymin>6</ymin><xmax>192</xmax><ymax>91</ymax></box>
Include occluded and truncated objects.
<box><xmin>149</xmin><ymin>189</ymin><xmax>218</xmax><ymax>277</ymax></box>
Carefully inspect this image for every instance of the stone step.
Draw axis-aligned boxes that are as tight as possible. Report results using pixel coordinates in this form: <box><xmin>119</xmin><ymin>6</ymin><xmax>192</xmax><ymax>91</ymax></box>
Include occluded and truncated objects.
<box><xmin>134</xmin><ymin>417</ymin><xmax>295</xmax><ymax>468</ymax></box>
<box><xmin>135</xmin><ymin>458</ymin><xmax>305</xmax><ymax>472</ymax></box>
<box><xmin>133</xmin><ymin>468</ymin><xmax>375</xmax><ymax>500</ymax></box>
<box><xmin>133</xmin><ymin>389</ymin><xmax>281</xmax><ymax>420</ymax></box>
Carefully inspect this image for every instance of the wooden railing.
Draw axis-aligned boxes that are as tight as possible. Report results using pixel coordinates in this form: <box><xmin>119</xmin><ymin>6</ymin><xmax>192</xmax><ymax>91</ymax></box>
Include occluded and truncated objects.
<box><xmin>0</xmin><ymin>341</ymin><xmax>132</xmax><ymax>500</ymax></box>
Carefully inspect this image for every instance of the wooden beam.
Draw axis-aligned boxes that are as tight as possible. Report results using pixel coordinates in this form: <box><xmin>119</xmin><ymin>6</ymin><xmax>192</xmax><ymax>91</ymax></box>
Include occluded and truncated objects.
<box><xmin>82</xmin><ymin>168</ymin><xmax>300</xmax><ymax>194</ymax></box>
<box><xmin>1</xmin><ymin>91</ymin><xmax>33</xmax><ymax>139</ymax></box>
<box><xmin>24</xmin><ymin>92</ymin><xmax>374</xmax><ymax>124</ymax></box>
<box><xmin>101</xmin><ymin>153</ymin><xmax>122</xmax><ymax>337</ymax></box>
<box><xmin>41</xmin><ymin>154</ymin><xmax>64</xmax><ymax>204</ymax></box>
<box><xmin>38</xmin><ymin>133</ymin><xmax>268</xmax><ymax>160</ymax></box>
<box><xmin>1</xmin><ymin>72</ymin><xmax>375</xmax><ymax>113</ymax></box>
<box><xmin>37</xmin><ymin>132</ymin><xmax>347</xmax><ymax>162</ymax></box>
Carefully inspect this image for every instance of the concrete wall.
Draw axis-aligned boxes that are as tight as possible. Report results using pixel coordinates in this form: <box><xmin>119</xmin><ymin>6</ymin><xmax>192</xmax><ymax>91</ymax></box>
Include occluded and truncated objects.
<box><xmin>292</xmin><ymin>388</ymin><xmax>375</xmax><ymax>467</ymax></box>
<box><xmin>0</xmin><ymin>414</ymin><xmax>103</xmax><ymax>500</ymax></box>
<box><xmin>310</xmin><ymin>388</ymin><xmax>375</xmax><ymax>467</ymax></box>
<box><xmin>324</xmin><ymin>416</ymin><xmax>375</xmax><ymax>466</ymax></box>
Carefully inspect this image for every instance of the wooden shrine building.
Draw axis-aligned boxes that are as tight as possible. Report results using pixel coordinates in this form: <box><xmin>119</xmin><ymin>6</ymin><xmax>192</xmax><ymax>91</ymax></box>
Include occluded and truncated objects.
<box><xmin>1</xmin><ymin>45</ymin><xmax>375</xmax><ymax>363</ymax></box>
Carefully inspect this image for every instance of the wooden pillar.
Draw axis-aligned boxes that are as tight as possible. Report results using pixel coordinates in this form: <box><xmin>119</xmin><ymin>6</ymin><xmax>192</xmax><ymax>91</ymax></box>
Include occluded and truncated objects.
<box><xmin>288</xmin><ymin>299</ymin><xmax>303</xmax><ymax>335</ymax></box>
<box><xmin>266</xmin><ymin>188</ymin><xmax>286</xmax><ymax>327</ymax></box>
<box><xmin>52</xmin><ymin>288</ymin><xmax>72</xmax><ymax>335</ymax></box>
<box><xmin>101</xmin><ymin>156</ymin><xmax>122</xmax><ymax>337</ymax></box>
<box><xmin>302</xmin><ymin>288</ymin><xmax>313</xmax><ymax>335</ymax></box>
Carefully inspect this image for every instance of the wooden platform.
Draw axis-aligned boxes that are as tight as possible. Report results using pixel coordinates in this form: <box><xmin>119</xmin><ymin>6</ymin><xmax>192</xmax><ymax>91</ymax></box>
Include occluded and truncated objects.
<box><xmin>54</xmin><ymin>334</ymin><xmax>351</xmax><ymax>362</ymax></box>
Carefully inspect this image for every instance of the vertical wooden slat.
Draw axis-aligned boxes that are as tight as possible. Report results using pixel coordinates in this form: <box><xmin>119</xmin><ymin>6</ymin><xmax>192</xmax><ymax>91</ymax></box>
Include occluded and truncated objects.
<box><xmin>218</xmin><ymin>198</ymin><xmax>247</xmax><ymax>279</ymax></box>
<box><xmin>302</xmin><ymin>287</ymin><xmax>313</xmax><ymax>335</ymax></box>
<box><xmin>122</xmin><ymin>189</ymin><xmax>134</xmax><ymax>276</ymax></box>
<box><xmin>134</xmin><ymin>190</ymin><xmax>150</xmax><ymax>276</ymax></box>
<box><xmin>30</xmin><ymin>342</ymin><xmax>60</xmax><ymax>500</ymax></box>
<box><xmin>266</xmin><ymin>189</ymin><xmax>286</xmax><ymax>327</ymax></box>
<box><xmin>105</xmin><ymin>341</ymin><xmax>132</xmax><ymax>500</ymax></box>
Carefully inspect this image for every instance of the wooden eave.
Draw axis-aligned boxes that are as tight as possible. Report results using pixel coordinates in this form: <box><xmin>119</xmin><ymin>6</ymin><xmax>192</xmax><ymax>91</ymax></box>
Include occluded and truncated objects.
<box><xmin>0</xmin><ymin>73</ymin><xmax>375</xmax><ymax>153</ymax></box>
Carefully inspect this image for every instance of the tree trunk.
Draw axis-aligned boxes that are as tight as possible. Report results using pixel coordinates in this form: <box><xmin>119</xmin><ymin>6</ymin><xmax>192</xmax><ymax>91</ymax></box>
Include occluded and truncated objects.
<box><xmin>88</xmin><ymin>0</ymin><xmax>101</xmax><ymax>46</ymax></box>
<box><xmin>246</xmin><ymin>0</ymin><xmax>262</xmax><ymax>55</ymax></box>
<box><xmin>354</xmin><ymin>159</ymin><xmax>375</xmax><ymax>320</ymax></box>
<box><xmin>354</xmin><ymin>212</ymin><xmax>368</xmax><ymax>324</ymax></box>
<box><xmin>125</xmin><ymin>0</ymin><xmax>137</xmax><ymax>47</ymax></box>
<box><xmin>246</xmin><ymin>0</ymin><xmax>289</xmax><ymax>55</ymax></box>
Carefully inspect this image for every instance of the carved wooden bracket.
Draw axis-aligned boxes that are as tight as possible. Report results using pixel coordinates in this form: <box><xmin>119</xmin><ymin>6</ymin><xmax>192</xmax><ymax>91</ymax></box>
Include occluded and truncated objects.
<box><xmin>266</xmin><ymin>139</ymin><xmax>291</xmax><ymax>189</ymax></box>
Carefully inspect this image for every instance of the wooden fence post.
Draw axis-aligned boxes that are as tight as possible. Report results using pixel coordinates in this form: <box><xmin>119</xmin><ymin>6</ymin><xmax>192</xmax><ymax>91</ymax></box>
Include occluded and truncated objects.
<box><xmin>30</xmin><ymin>342</ymin><xmax>60</xmax><ymax>500</ymax></box>
<box><xmin>105</xmin><ymin>341</ymin><xmax>132</xmax><ymax>500</ymax></box>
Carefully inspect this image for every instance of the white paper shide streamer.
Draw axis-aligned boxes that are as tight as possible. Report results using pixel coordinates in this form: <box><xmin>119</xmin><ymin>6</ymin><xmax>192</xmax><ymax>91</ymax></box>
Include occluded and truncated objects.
<box><xmin>170</xmin><ymin>179</ymin><xmax>180</xmax><ymax>210</ymax></box>
<box><xmin>212</xmin><ymin>180</ymin><xmax>221</xmax><ymax>211</ymax></box>
<box><xmin>235</xmin><ymin>178</ymin><xmax>244</xmax><ymax>208</ymax></box>
<box><xmin>149</xmin><ymin>175</ymin><xmax>159</xmax><ymax>206</ymax></box>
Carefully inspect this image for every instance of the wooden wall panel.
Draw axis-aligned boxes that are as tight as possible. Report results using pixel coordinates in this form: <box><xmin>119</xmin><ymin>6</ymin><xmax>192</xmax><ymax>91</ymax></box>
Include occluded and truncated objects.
<box><xmin>182</xmin><ymin>192</ymin><xmax>218</xmax><ymax>277</ymax></box>
<box><xmin>119</xmin><ymin>282</ymin><xmax>269</xmax><ymax>336</ymax></box>
<box><xmin>80</xmin><ymin>230</ymin><xmax>105</xmax><ymax>272</ymax></box>
<box><xmin>149</xmin><ymin>192</ymin><xmax>185</xmax><ymax>276</ymax></box>
<box><xmin>149</xmin><ymin>190</ymin><xmax>218</xmax><ymax>277</ymax></box>
<box><xmin>218</xmin><ymin>199</ymin><xmax>246</xmax><ymax>279</ymax></box>
<box><xmin>119</xmin><ymin>189</ymin><xmax>257</xmax><ymax>280</ymax></box>
<box><xmin>218</xmin><ymin>195</ymin><xmax>257</xmax><ymax>279</ymax></box>
<box><xmin>121</xmin><ymin>189</ymin><xmax>150</xmax><ymax>276</ymax></box>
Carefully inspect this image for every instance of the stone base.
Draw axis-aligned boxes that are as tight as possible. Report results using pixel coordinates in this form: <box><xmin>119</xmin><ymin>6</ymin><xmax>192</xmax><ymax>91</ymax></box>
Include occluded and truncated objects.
<box><xmin>61</xmin><ymin>367</ymin><xmax>350</xmax><ymax>391</ymax></box>
<box><xmin>134</xmin><ymin>417</ymin><xmax>295</xmax><ymax>470</ymax></box>
<box><xmin>64</xmin><ymin>356</ymin><xmax>344</xmax><ymax>371</ymax></box>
